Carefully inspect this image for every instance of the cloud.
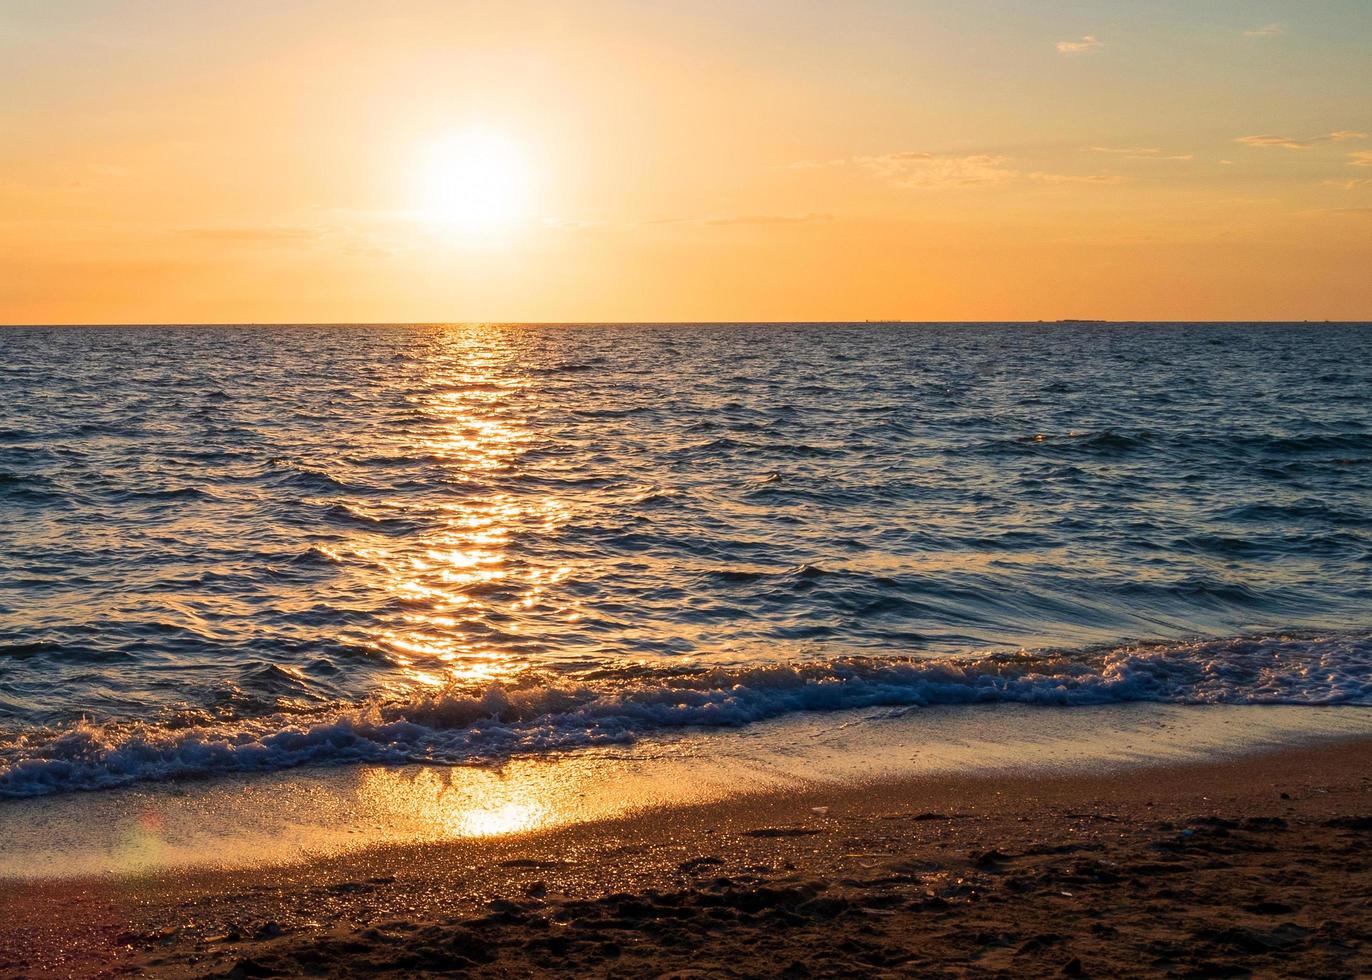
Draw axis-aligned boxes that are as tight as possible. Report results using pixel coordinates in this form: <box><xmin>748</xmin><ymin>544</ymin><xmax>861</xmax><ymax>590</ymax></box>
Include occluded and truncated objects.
<box><xmin>832</xmin><ymin>152</ymin><xmax>1124</xmax><ymax>189</ymax></box>
<box><xmin>856</xmin><ymin>152</ymin><xmax>1019</xmax><ymax>188</ymax></box>
<box><xmin>1025</xmin><ymin>171</ymin><xmax>1128</xmax><ymax>186</ymax></box>
<box><xmin>1056</xmin><ymin>36</ymin><xmax>1103</xmax><ymax>55</ymax></box>
<box><xmin>1236</xmin><ymin>131</ymin><xmax>1369</xmax><ymax>150</ymax></box>
<box><xmin>1243</xmin><ymin>24</ymin><xmax>1285</xmax><ymax>38</ymax></box>
<box><xmin>179</xmin><ymin>226</ymin><xmax>319</xmax><ymax>242</ymax></box>
<box><xmin>703</xmin><ymin>213</ymin><xmax>833</xmax><ymax>226</ymax></box>
<box><xmin>644</xmin><ymin>213</ymin><xmax>834</xmax><ymax>228</ymax></box>
<box><xmin>1088</xmin><ymin>146</ymin><xmax>1194</xmax><ymax>161</ymax></box>
<box><xmin>1319</xmin><ymin>149</ymin><xmax>1372</xmax><ymax>190</ymax></box>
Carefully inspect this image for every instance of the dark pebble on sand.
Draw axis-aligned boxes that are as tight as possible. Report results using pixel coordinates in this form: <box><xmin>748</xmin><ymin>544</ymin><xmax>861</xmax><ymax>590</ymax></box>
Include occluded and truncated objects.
<box><xmin>972</xmin><ymin>849</ymin><xmax>1011</xmax><ymax>868</ymax></box>
<box><xmin>743</xmin><ymin>827</ymin><xmax>821</xmax><ymax>838</ymax></box>
<box><xmin>1243</xmin><ymin>900</ymin><xmax>1295</xmax><ymax>915</ymax></box>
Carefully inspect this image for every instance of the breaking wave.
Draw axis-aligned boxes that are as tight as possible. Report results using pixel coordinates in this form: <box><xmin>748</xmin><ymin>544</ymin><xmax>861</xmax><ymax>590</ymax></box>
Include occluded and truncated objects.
<box><xmin>3</xmin><ymin>630</ymin><xmax>1369</xmax><ymax>798</ymax></box>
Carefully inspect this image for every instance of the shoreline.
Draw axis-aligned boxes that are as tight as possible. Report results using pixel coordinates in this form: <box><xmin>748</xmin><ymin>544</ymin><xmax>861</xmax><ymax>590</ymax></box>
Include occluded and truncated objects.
<box><xmin>5</xmin><ymin>702</ymin><xmax>1372</xmax><ymax>880</ymax></box>
<box><xmin>3</xmin><ymin>726</ymin><xmax>1370</xmax><ymax>977</ymax></box>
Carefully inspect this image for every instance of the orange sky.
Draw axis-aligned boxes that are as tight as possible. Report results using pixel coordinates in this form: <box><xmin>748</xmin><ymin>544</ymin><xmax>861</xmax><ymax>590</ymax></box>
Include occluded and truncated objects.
<box><xmin>3</xmin><ymin>0</ymin><xmax>1371</xmax><ymax>323</ymax></box>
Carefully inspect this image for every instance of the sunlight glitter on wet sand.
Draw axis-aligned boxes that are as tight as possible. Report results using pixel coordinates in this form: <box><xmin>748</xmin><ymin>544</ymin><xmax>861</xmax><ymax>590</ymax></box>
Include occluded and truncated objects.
<box><xmin>5</xmin><ymin>702</ymin><xmax>1372</xmax><ymax>881</ymax></box>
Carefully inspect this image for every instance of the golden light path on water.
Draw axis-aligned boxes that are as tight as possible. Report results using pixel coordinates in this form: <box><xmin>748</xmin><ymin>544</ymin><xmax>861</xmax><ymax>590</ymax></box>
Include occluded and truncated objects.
<box><xmin>339</xmin><ymin>329</ymin><xmax>581</xmax><ymax>695</ymax></box>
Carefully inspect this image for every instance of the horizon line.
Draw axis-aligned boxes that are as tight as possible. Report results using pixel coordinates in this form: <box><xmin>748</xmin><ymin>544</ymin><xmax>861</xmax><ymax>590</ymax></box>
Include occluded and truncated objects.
<box><xmin>4</xmin><ymin>319</ymin><xmax>1372</xmax><ymax>328</ymax></box>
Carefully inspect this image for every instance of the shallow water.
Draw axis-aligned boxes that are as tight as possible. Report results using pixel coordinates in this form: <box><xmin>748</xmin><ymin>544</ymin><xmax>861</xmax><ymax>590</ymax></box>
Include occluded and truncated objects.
<box><xmin>7</xmin><ymin>703</ymin><xmax>1372</xmax><ymax>877</ymax></box>
<box><xmin>1</xmin><ymin>323</ymin><xmax>1370</xmax><ymax>796</ymax></box>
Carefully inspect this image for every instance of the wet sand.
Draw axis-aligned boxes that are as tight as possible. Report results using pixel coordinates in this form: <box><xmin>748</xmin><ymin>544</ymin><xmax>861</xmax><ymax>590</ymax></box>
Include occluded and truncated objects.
<box><xmin>3</xmin><ymin>736</ymin><xmax>1369</xmax><ymax>978</ymax></box>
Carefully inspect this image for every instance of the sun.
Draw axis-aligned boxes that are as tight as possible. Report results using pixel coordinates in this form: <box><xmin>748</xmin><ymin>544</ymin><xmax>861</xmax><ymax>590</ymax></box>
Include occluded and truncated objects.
<box><xmin>413</xmin><ymin>130</ymin><xmax>532</xmax><ymax>239</ymax></box>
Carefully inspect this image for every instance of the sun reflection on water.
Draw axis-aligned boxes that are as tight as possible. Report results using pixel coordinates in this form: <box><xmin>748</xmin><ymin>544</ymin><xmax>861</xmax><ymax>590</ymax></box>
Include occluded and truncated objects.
<box><xmin>337</xmin><ymin>329</ymin><xmax>580</xmax><ymax>694</ymax></box>
<box><xmin>453</xmin><ymin>799</ymin><xmax>547</xmax><ymax>837</ymax></box>
<box><xmin>357</xmin><ymin>766</ymin><xmax>552</xmax><ymax>838</ymax></box>
<box><xmin>339</xmin><ymin>330</ymin><xmax>632</xmax><ymax>846</ymax></box>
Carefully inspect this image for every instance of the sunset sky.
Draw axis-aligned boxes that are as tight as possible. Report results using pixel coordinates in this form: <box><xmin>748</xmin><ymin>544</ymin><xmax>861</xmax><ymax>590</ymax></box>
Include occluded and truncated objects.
<box><xmin>3</xmin><ymin>0</ymin><xmax>1370</xmax><ymax>324</ymax></box>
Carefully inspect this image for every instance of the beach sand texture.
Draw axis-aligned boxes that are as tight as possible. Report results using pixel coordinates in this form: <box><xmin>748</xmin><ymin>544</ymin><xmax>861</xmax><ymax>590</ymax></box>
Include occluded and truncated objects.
<box><xmin>3</xmin><ymin>738</ymin><xmax>1368</xmax><ymax>978</ymax></box>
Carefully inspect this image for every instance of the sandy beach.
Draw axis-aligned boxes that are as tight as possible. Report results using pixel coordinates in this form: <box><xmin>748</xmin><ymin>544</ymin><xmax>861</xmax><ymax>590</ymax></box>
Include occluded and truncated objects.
<box><xmin>6</xmin><ymin>0</ymin><xmax>1372</xmax><ymax>971</ymax></box>
<box><xmin>3</xmin><ymin>733</ymin><xmax>1368</xmax><ymax>978</ymax></box>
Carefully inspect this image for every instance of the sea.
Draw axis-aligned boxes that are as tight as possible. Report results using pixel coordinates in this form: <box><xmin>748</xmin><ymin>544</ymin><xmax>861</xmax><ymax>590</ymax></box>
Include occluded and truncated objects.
<box><xmin>2</xmin><ymin>322</ymin><xmax>1370</xmax><ymax>799</ymax></box>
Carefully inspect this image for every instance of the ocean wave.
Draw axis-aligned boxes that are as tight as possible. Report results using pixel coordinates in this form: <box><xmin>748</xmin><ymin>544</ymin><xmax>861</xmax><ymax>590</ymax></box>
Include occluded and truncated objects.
<box><xmin>269</xmin><ymin>462</ymin><xmax>370</xmax><ymax>494</ymax></box>
<box><xmin>2</xmin><ymin>631</ymin><xmax>1368</xmax><ymax>798</ymax></box>
<box><xmin>0</xmin><ymin>470</ymin><xmax>65</xmax><ymax>504</ymax></box>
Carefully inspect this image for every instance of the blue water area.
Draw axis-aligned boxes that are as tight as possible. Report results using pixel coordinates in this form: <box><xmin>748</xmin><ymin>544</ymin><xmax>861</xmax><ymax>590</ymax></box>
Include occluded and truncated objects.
<box><xmin>1</xmin><ymin>322</ymin><xmax>1369</xmax><ymax>795</ymax></box>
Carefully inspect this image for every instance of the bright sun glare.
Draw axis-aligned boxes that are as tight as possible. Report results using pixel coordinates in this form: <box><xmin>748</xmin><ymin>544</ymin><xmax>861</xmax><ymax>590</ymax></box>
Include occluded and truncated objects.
<box><xmin>413</xmin><ymin>130</ymin><xmax>532</xmax><ymax>239</ymax></box>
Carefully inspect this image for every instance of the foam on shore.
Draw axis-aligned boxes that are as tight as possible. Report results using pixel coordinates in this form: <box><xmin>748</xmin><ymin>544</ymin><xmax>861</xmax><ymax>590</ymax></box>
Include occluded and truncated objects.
<box><xmin>3</xmin><ymin>630</ymin><xmax>1370</xmax><ymax>799</ymax></box>
<box><xmin>3</xmin><ymin>700</ymin><xmax>1371</xmax><ymax>879</ymax></box>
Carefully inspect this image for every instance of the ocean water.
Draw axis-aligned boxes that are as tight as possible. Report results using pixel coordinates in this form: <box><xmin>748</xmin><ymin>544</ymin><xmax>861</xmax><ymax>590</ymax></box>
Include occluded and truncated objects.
<box><xmin>1</xmin><ymin>322</ymin><xmax>1370</xmax><ymax>797</ymax></box>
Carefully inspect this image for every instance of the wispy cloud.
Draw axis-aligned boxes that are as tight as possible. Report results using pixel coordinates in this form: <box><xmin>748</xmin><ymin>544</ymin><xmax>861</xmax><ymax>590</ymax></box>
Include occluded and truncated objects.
<box><xmin>823</xmin><ymin>151</ymin><xmax>1125</xmax><ymax>189</ymax></box>
<box><xmin>1056</xmin><ymin>36</ymin><xmax>1103</xmax><ymax>55</ymax></box>
<box><xmin>1088</xmin><ymin>146</ymin><xmax>1194</xmax><ymax>161</ymax></box>
<box><xmin>703</xmin><ymin>213</ymin><xmax>833</xmax><ymax>226</ymax></box>
<box><xmin>179</xmin><ymin>226</ymin><xmax>319</xmax><ymax>243</ymax></box>
<box><xmin>856</xmin><ymin>152</ymin><xmax>1018</xmax><ymax>188</ymax></box>
<box><xmin>1236</xmin><ymin>131</ymin><xmax>1368</xmax><ymax>150</ymax></box>
<box><xmin>1243</xmin><ymin>24</ymin><xmax>1285</xmax><ymax>38</ymax></box>
<box><xmin>1027</xmin><ymin>170</ymin><xmax>1128</xmax><ymax>186</ymax></box>
<box><xmin>1320</xmin><ymin>151</ymin><xmax>1372</xmax><ymax>189</ymax></box>
<box><xmin>644</xmin><ymin>213</ymin><xmax>833</xmax><ymax>228</ymax></box>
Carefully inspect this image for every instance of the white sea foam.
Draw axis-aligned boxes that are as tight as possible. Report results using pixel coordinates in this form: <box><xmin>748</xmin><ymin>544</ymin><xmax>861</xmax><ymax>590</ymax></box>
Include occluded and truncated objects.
<box><xmin>2</xmin><ymin>631</ymin><xmax>1369</xmax><ymax>798</ymax></box>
